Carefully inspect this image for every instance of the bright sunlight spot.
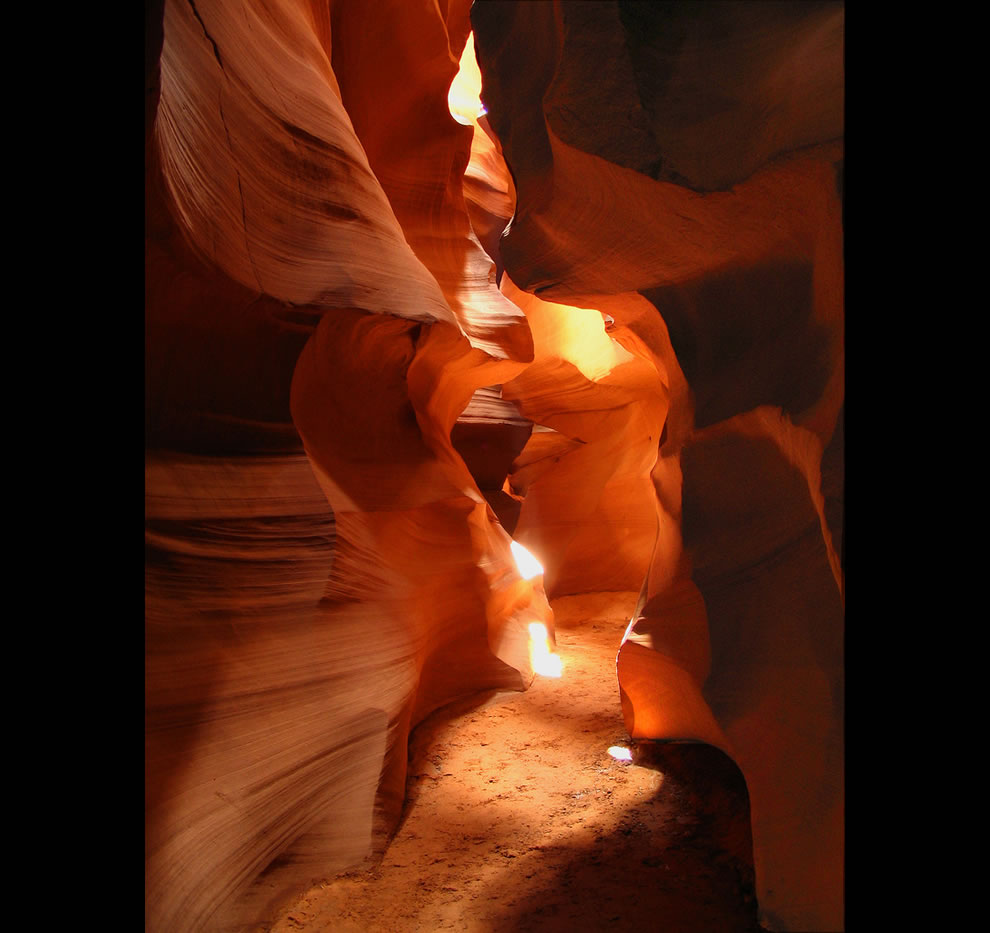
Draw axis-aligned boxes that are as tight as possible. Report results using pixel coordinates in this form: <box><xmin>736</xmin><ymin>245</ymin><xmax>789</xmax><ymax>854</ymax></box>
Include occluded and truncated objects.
<box><xmin>448</xmin><ymin>32</ymin><xmax>486</xmax><ymax>127</ymax></box>
<box><xmin>511</xmin><ymin>540</ymin><xmax>544</xmax><ymax>580</ymax></box>
<box><xmin>528</xmin><ymin>622</ymin><xmax>563</xmax><ymax>678</ymax></box>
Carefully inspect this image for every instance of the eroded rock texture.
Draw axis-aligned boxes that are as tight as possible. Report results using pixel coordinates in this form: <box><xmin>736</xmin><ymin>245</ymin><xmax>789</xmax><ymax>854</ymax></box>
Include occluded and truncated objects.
<box><xmin>471</xmin><ymin>2</ymin><xmax>844</xmax><ymax>930</ymax></box>
<box><xmin>147</xmin><ymin>1</ymin><xmax>844</xmax><ymax>931</ymax></box>
<box><xmin>147</xmin><ymin>2</ymin><xmax>550</xmax><ymax>930</ymax></box>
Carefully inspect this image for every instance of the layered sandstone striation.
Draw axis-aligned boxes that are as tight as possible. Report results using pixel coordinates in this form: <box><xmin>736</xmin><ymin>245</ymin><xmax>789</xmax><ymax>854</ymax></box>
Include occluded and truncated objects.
<box><xmin>147</xmin><ymin>1</ymin><xmax>549</xmax><ymax>930</ymax></box>
<box><xmin>147</xmin><ymin>1</ymin><xmax>844</xmax><ymax>931</ymax></box>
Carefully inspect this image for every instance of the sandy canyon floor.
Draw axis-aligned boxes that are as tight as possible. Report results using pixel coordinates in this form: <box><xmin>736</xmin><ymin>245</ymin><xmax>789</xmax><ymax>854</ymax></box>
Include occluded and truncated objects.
<box><xmin>269</xmin><ymin>592</ymin><xmax>763</xmax><ymax>932</ymax></box>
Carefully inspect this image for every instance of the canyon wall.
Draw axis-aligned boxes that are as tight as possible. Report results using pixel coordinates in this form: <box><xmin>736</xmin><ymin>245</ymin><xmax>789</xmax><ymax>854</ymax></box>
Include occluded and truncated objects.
<box><xmin>147</xmin><ymin>2</ymin><xmax>550</xmax><ymax>929</ymax></box>
<box><xmin>470</xmin><ymin>4</ymin><xmax>843</xmax><ymax>928</ymax></box>
<box><xmin>146</xmin><ymin>2</ymin><xmax>844</xmax><ymax>930</ymax></box>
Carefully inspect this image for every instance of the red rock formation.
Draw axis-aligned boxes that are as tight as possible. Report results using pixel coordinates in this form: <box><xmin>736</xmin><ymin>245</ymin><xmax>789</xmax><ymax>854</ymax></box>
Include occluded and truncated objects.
<box><xmin>471</xmin><ymin>2</ymin><xmax>844</xmax><ymax>929</ymax></box>
<box><xmin>146</xmin><ymin>1</ymin><xmax>550</xmax><ymax>929</ymax></box>
<box><xmin>147</xmin><ymin>0</ymin><xmax>844</xmax><ymax>929</ymax></box>
<box><xmin>501</xmin><ymin>279</ymin><xmax>666</xmax><ymax>597</ymax></box>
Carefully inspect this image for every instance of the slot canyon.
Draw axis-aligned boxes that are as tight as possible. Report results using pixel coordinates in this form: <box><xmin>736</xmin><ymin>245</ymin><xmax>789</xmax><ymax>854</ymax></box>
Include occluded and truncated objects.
<box><xmin>145</xmin><ymin>2</ymin><xmax>844</xmax><ymax>931</ymax></box>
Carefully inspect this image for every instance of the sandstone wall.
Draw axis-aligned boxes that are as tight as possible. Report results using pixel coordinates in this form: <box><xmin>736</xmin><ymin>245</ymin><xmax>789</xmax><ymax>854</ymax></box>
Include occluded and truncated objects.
<box><xmin>147</xmin><ymin>2</ymin><xmax>844</xmax><ymax>930</ymax></box>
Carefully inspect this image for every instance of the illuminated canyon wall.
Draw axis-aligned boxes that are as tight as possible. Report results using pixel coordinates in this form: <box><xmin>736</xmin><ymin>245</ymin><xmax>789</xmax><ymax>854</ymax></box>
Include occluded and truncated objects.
<box><xmin>145</xmin><ymin>1</ymin><xmax>844</xmax><ymax>931</ymax></box>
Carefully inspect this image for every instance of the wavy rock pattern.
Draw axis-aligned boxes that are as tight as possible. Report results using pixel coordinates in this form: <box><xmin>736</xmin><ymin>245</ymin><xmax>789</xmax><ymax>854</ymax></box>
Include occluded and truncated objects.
<box><xmin>326</xmin><ymin>1</ymin><xmax>531</xmax><ymax>362</ymax></box>
<box><xmin>501</xmin><ymin>279</ymin><xmax>667</xmax><ymax>598</ymax></box>
<box><xmin>147</xmin><ymin>1</ymin><xmax>549</xmax><ymax>930</ymax></box>
<box><xmin>156</xmin><ymin>0</ymin><xmax>449</xmax><ymax>325</ymax></box>
<box><xmin>148</xmin><ymin>0</ymin><xmax>844</xmax><ymax>930</ymax></box>
<box><xmin>446</xmin><ymin>45</ymin><xmax>669</xmax><ymax>598</ymax></box>
<box><xmin>472</xmin><ymin>2</ymin><xmax>844</xmax><ymax>929</ymax></box>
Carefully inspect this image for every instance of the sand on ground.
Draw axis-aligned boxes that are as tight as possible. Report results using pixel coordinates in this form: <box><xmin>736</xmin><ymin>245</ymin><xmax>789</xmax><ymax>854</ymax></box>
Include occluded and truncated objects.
<box><xmin>269</xmin><ymin>592</ymin><xmax>761</xmax><ymax>932</ymax></box>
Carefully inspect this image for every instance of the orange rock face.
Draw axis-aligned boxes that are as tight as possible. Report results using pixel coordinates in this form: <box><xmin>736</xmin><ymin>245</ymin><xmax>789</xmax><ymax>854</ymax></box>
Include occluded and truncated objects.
<box><xmin>147</xmin><ymin>1</ymin><xmax>844</xmax><ymax>930</ymax></box>
<box><xmin>472</xmin><ymin>3</ymin><xmax>844</xmax><ymax>930</ymax></box>
<box><xmin>147</xmin><ymin>2</ymin><xmax>548</xmax><ymax>930</ymax></box>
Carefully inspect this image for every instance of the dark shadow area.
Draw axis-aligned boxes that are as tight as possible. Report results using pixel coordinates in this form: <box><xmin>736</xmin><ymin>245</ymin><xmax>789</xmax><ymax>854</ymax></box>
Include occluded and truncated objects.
<box><xmin>452</xmin><ymin>417</ymin><xmax>534</xmax><ymax>534</ymax></box>
<box><xmin>491</xmin><ymin>741</ymin><xmax>763</xmax><ymax>933</ymax></box>
<box><xmin>642</xmin><ymin>258</ymin><xmax>831</xmax><ymax>429</ymax></box>
<box><xmin>617</xmin><ymin>0</ymin><xmax>843</xmax><ymax>191</ymax></box>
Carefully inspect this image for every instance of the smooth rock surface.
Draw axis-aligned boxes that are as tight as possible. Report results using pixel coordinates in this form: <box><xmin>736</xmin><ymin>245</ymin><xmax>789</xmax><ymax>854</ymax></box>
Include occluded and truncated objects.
<box><xmin>472</xmin><ymin>3</ymin><xmax>844</xmax><ymax>928</ymax></box>
<box><xmin>147</xmin><ymin>2</ymin><xmax>845</xmax><ymax>930</ymax></box>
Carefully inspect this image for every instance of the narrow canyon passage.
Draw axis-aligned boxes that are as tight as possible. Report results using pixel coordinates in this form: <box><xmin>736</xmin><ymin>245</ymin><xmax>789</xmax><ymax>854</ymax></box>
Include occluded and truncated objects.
<box><xmin>269</xmin><ymin>592</ymin><xmax>761</xmax><ymax>933</ymax></box>
<box><xmin>147</xmin><ymin>4</ymin><xmax>844</xmax><ymax>928</ymax></box>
